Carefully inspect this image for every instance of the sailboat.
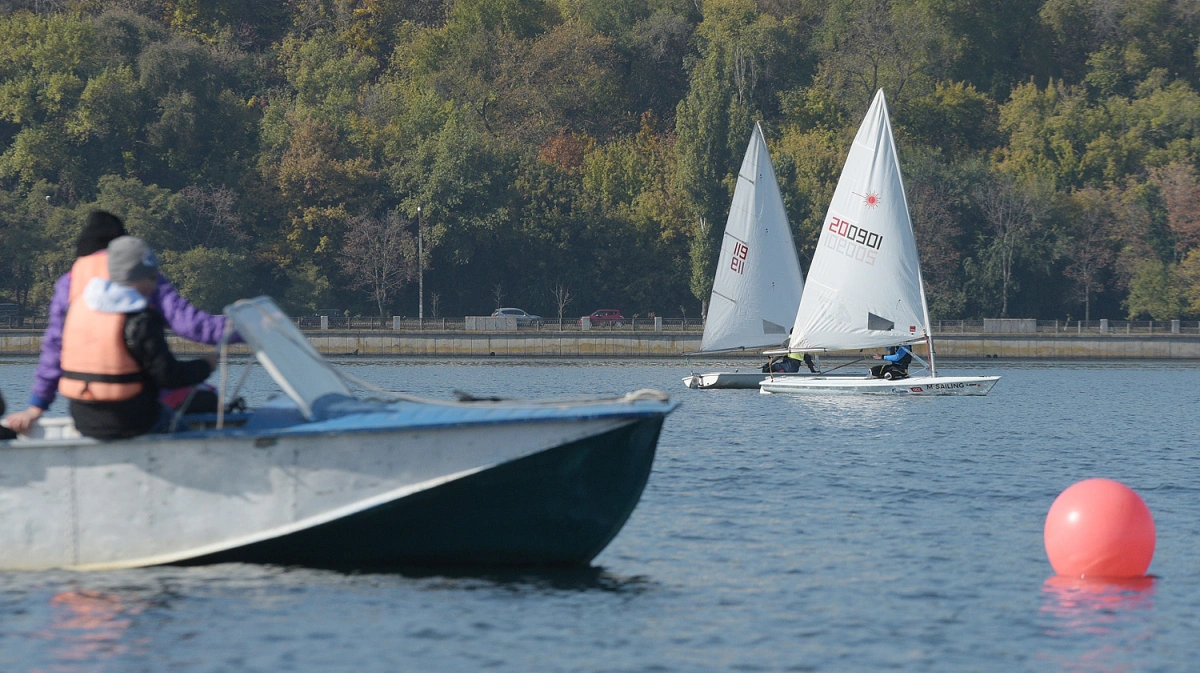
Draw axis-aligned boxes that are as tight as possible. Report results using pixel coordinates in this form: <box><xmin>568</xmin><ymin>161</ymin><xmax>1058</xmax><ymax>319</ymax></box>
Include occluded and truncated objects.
<box><xmin>683</xmin><ymin>123</ymin><xmax>812</xmax><ymax>390</ymax></box>
<box><xmin>760</xmin><ymin>90</ymin><xmax>999</xmax><ymax>396</ymax></box>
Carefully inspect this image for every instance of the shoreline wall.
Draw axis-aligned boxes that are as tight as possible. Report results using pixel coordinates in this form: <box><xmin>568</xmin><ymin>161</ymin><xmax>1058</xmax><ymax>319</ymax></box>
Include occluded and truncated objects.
<box><xmin>3</xmin><ymin>331</ymin><xmax>1200</xmax><ymax>358</ymax></box>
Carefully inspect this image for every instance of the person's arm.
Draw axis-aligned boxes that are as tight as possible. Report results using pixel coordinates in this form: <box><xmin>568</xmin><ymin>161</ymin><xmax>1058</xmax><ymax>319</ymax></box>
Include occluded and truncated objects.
<box><xmin>153</xmin><ymin>276</ymin><xmax>242</xmax><ymax>345</ymax></box>
<box><xmin>5</xmin><ymin>273</ymin><xmax>74</xmax><ymax>433</ymax></box>
<box><xmin>28</xmin><ymin>273</ymin><xmax>73</xmax><ymax>409</ymax></box>
<box><xmin>883</xmin><ymin>346</ymin><xmax>910</xmax><ymax>363</ymax></box>
<box><xmin>125</xmin><ymin>311</ymin><xmax>215</xmax><ymax>390</ymax></box>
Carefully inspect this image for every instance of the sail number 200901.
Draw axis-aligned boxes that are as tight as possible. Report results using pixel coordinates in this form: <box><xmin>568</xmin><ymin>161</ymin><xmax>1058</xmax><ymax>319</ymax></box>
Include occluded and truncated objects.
<box><xmin>825</xmin><ymin>215</ymin><xmax>882</xmax><ymax>266</ymax></box>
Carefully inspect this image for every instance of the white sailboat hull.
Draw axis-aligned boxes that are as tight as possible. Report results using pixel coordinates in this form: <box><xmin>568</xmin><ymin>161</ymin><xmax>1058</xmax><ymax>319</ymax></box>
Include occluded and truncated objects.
<box><xmin>683</xmin><ymin>371</ymin><xmax>813</xmax><ymax>390</ymax></box>
<box><xmin>759</xmin><ymin>375</ymin><xmax>1000</xmax><ymax>396</ymax></box>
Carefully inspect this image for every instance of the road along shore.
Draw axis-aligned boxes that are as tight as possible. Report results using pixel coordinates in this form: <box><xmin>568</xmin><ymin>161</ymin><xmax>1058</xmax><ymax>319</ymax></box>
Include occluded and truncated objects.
<box><xmin>3</xmin><ymin>331</ymin><xmax>1200</xmax><ymax>359</ymax></box>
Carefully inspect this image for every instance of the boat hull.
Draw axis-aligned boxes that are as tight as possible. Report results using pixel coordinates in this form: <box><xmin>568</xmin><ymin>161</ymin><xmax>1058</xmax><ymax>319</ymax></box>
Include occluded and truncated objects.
<box><xmin>0</xmin><ymin>407</ymin><xmax>670</xmax><ymax>571</ymax></box>
<box><xmin>683</xmin><ymin>371</ymin><xmax>812</xmax><ymax>390</ymax></box>
<box><xmin>759</xmin><ymin>375</ymin><xmax>1000</xmax><ymax>396</ymax></box>
<box><xmin>184</xmin><ymin>416</ymin><xmax>664</xmax><ymax>568</ymax></box>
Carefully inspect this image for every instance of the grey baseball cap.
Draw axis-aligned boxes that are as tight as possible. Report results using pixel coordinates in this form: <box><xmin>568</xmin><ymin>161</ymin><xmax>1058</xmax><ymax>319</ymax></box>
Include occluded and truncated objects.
<box><xmin>107</xmin><ymin>236</ymin><xmax>158</xmax><ymax>283</ymax></box>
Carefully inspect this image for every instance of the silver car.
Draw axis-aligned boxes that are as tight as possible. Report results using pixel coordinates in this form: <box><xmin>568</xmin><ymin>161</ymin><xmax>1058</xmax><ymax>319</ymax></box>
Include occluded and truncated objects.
<box><xmin>491</xmin><ymin>307</ymin><xmax>544</xmax><ymax>327</ymax></box>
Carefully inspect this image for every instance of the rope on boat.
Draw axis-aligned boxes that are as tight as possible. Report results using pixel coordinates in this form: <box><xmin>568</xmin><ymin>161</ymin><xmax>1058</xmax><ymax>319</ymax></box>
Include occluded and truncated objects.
<box><xmin>622</xmin><ymin>389</ymin><xmax>670</xmax><ymax>402</ymax></box>
<box><xmin>225</xmin><ymin>302</ymin><xmax>673</xmax><ymax>410</ymax></box>
<box><xmin>335</xmin><ymin>368</ymin><xmax>670</xmax><ymax>408</ymax></box>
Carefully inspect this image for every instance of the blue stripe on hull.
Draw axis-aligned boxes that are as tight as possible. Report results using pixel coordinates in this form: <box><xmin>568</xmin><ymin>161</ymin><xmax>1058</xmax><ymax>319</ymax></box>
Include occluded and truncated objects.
<box><xmin>180</xmin><ymin>416</ymin><xmax>666</xmax><ymax>569</ymax></box>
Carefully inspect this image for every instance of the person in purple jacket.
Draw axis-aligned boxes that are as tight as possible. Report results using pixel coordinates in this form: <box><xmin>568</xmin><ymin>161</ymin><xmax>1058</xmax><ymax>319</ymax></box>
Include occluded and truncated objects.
<box><xmin>3</xmin><ymin>211</ymin><xmax>238</xmax><ymax>434</ymax></box>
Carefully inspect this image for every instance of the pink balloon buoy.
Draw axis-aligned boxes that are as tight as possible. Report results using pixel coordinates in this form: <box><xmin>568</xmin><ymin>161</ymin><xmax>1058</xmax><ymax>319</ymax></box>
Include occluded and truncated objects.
<box><xmin>1044</xmin><ymin>478</ymin><xmax>1156</xmax><ymax>578</ymax></box>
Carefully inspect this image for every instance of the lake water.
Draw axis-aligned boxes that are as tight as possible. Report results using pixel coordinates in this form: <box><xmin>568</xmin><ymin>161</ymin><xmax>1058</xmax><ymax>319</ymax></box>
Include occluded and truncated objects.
<box><xmin>0</xmin><ymin>357</ymin><xmax>1197</xmax><ymax>672</ymax></box>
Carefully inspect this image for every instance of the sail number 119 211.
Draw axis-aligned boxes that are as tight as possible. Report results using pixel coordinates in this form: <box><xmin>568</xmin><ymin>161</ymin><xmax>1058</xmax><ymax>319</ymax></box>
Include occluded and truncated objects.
<box><xmin>730</xmin><ymin>241</ymin><xmax>748</xmax><ymax>274</ymax></box>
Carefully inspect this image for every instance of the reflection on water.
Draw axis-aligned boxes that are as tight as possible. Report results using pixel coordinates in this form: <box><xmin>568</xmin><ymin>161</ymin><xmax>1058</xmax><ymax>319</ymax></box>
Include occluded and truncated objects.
<box><xmin>32</xmin><ymin>590</ymin><xmax>148</xmax><ymax>673</ymax></box>
<box><xmin>366</xmin><ymin>564</ymin><xmax>655</xmax><ymax>596</ymax></box>
<box><xmin>1040</xmin><ymin>575</ymin><xmax>1156</xmax><ymax>635</ymax></box>
<box><xmin>1039</xmin><ymin>576</ymin><xmax>1157</xmax><ymax>673</ymax></box>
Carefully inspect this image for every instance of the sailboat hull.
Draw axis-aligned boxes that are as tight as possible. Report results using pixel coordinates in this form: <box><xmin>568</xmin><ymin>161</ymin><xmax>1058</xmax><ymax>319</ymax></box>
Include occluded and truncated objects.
<box><xmin>759</xmin><ymin>375</ymin><xmax>1000</xmax><ymax>396</ymax></box>
<box><xmin>683</xmin><ymin>371</ymin><xmax>813</xmax><ymax>390</ymax></box>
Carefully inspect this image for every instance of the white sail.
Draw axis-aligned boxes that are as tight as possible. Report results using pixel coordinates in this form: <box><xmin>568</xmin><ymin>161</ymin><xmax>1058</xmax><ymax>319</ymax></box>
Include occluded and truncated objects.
<box><xmin>788</xmin><ymin>90</ymin><xmax>930</xmax><ymax>352</ymax></box>
<box><xmin>700</xmin><ymin>123</ymin><xmax>806</xmax><ymax>352</ymax></box>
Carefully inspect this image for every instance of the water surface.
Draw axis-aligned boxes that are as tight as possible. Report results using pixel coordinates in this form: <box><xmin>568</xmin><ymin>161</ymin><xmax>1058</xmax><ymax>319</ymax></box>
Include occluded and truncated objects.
<box><xmin>0</xmin><ymin>357</ymin><xmax>1196</xmax><ymax>672</ymax></box>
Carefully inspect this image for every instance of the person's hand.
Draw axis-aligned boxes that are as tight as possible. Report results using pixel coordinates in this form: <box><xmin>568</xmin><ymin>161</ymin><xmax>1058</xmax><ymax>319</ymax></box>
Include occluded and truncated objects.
<box><xmin>3</xmin><ymin>406</ymin><xmax>44</xmax><ymax>433</ymax></box>
<box><xmin>873</xmin><ymin>354</ymin><xmax>882</xmax><ymax>360</ymax></box>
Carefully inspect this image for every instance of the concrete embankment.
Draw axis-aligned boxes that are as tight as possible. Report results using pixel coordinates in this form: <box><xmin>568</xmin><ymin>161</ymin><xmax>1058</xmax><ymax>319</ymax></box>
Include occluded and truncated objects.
<box><xmin>3</xmin><ymin>330</ymin><xmax>1200</xmax><ymax>358</ymax></box>
<box><xmin>933</xmin><ymin>333</ymin><xmax>1200</xmax><ymax>358</ymax></box>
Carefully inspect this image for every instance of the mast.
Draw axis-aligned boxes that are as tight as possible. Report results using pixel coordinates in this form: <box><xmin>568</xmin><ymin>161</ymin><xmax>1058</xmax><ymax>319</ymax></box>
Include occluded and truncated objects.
<box><xmin>924</xmin><ymin>333</ymin><xmax>937</xmax><ymax>378</ymax></box>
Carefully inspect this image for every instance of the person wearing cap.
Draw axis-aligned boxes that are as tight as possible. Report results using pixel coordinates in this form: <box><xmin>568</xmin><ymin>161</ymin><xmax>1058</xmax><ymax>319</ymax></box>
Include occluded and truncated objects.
<box><xmin>3</xmin><ymin>210</ymin><xmax>236</xmax><ymax>434</ymax></box>
<box><xmin>61</xmin><ymin>236</ymin><xmax>218</xmax><ymax>439</ymax></box>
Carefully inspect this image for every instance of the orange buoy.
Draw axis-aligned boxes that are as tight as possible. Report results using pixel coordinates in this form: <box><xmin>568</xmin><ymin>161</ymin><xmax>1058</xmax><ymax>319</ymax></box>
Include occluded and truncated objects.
<box><xmin>1044</xmin><ymin>478</ymin><xmax>1155</xmax><ymax>578</ymax></box>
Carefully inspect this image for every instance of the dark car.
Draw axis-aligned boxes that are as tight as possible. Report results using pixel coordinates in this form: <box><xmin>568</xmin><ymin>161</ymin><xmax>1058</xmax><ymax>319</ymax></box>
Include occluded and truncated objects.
<box><xmin>580</xmin><ymin>309</ymin><xmax>623</xmax><ymax>327</ymax></box>
<box><xmin>492</xmin><ymin>307</ymin><xmax>544</xmax><ymax>327</ymax></box>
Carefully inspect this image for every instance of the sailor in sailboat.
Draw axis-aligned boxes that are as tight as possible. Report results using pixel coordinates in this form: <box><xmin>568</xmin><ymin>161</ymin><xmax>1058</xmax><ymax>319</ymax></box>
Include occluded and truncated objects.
<box><xmin>763</xmin><ymin>352</ymin><xmax>819</xmax><ymax>374</ymax></box>
<box><xmin>869</xmin><ymin>345</ymin><xmax>911</xmax><ymax>380</ymax></box>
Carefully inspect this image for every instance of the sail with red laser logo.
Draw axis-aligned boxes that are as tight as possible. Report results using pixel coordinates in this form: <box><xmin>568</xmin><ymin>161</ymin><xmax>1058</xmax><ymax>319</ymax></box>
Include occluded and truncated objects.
<box><xmin>786</xmin><ymin>90</ymin><xmax>931</xmax><ymax>352</ymax></box>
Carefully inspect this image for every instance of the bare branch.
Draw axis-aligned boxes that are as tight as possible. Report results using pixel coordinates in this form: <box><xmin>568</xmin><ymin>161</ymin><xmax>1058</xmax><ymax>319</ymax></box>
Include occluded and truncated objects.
<box><xmin>551</xmin><ymin>283</ymin><xmax>573</xmax><ymax>330</ymax></box>
<box><xmin>341</xmin><ymin>210</ymin><xmax>418</xmax><ymax>317</ymax></box>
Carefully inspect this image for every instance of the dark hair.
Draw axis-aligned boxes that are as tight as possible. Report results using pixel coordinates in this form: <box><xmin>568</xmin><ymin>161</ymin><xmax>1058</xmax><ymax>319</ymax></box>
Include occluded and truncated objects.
<box><xmin>0</xmin><ymin>391</ymin><xmax>6</xmax><ymax>417</ymax></box>
<box><xmin>74</xmin><ymin>211</ymin><xmax>127</xmax><ymax>257</ymax></box>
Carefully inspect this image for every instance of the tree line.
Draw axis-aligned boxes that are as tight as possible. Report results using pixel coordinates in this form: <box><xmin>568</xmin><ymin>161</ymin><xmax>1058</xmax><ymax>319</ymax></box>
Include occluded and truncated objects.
<box><xmin>1</xmin><ymin>0</ymin><xmax>1199</xmax><ymax>322</ymax></box>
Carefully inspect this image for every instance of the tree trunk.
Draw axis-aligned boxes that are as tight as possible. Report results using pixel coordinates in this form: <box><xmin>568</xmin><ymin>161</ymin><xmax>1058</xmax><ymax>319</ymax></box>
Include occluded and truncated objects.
<box><xmin>1001</xmin><ymin>266</ymin><xmax>1009</xmax><ymax>318</ymax></box>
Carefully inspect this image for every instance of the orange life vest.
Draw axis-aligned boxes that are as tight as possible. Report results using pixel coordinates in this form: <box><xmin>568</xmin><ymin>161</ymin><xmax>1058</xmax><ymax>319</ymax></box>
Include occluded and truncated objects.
<box><xmin>58</xmin><ymin>252</ymin><xmax>145</xmax><ymax>402</ymax></box>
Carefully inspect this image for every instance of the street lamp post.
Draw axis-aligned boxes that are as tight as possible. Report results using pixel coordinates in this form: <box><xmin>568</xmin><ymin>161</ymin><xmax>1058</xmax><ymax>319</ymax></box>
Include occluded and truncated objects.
<box><xmin>417</xmin><ymin>206</ymin><xmax>423</xmax><ymax>324</ymax></box>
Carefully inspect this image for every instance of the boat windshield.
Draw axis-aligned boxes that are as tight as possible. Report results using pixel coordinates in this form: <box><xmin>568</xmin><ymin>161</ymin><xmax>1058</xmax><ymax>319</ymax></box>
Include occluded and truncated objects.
<box><xmin>224</xmin><ymin>296</ymin><xmax>352</xmax><ymax>419</ymax></box>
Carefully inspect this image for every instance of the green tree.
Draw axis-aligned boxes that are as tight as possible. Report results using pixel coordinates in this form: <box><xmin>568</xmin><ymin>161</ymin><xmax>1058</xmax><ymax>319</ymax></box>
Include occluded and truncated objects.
<box><xmin>158</xmin><ymin>246</ymin><xmax>255</xmax><ymax>313</ymax></box>
<box><xmin>1124</xmin><ymin>259</ymin><xmax>1185</xmax><ymax>319</ymax></box>
<box><xmin>811</xmin><ymin>0</ymin><xmax>952</xmax><ymax>114</ymax></box>
<box><xmin>674</xmin><ymin>0</ymin><xmax>794</xmax><ymax>312</ymax></box>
